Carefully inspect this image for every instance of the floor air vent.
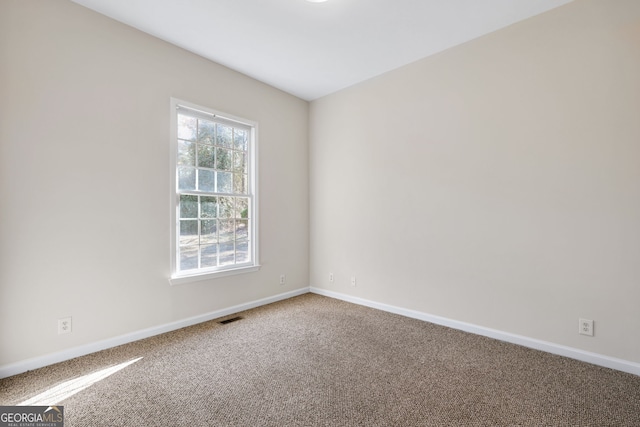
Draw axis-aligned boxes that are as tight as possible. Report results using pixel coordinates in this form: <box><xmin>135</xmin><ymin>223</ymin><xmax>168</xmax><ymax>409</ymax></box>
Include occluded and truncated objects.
<box><xmin>218</xmin><ymin>316</ymin><xmax>243</xmax><ymax>325</ymax></box>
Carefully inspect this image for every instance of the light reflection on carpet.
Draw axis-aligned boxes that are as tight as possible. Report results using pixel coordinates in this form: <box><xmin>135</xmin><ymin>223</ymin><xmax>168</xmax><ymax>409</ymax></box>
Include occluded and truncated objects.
<box><xmin>20</xmin><ymin>357</ymin><xmax>143</xmax><ymax>406</ymax></box>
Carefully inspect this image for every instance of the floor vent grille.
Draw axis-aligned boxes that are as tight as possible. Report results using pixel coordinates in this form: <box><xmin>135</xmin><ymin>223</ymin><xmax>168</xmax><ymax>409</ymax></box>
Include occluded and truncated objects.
<box><xmin>218</xmin><ymin>316</ymin><xmax>243</xmax><ymax>325</ymax></box>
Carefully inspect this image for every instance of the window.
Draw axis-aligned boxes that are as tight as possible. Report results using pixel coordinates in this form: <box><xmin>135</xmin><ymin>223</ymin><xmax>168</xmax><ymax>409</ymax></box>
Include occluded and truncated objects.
<box><xmin>170</xmin><ymin>99</ymin><xmax>258</xmax><ymax>284</ymax></box>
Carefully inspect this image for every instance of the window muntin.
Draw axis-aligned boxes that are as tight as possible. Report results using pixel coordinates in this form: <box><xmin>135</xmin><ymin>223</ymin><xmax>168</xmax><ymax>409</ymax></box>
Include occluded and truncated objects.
<box><xmin>171</xmin><ymin>101</ymin><xmax>257</xmax><ymax>281</ymax></box>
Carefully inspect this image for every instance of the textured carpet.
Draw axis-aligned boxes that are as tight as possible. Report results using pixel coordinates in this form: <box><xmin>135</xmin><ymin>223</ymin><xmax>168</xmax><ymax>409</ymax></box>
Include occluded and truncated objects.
<box><xmin>1</xmin><ymin>294</ymin><xmax>639</xmax><ymax>426</ymax></box>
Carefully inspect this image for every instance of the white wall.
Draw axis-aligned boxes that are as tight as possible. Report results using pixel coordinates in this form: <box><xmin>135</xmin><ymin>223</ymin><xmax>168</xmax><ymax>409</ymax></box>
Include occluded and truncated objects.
<box><xmin>0</xmin><ymin>0</ymin><xmax>309</xmax><ymax>368</ymax></box>
<box><xmin>2</xmin><ymin>0</ymin><xmax>639</xmax><ymax>375</ymax></box>
<box><xmin>310</xmin><ymin>0</ymin><xmax>640</xmax><ymax>363</ymax></box>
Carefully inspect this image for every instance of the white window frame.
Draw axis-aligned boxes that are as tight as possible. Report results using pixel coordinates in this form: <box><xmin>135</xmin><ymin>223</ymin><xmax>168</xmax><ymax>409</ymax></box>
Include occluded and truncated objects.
<box><xmin>169</xmin><ymin>98</ymin><xmax>259</xmax><ymax>285</ymax></box>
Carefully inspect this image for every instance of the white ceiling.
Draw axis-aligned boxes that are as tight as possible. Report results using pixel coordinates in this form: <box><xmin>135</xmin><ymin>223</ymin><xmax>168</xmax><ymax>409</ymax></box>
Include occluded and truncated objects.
<box><xmin>71</xmin><ymin>0</ymin><xmax>573</xmax><ymax>101</ymax></box>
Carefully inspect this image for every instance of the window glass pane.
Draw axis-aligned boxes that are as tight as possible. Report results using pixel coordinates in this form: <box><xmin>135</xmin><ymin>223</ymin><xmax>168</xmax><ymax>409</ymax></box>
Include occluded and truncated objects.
<box><xmin>201</xmin><ymin>244</ymin><xmax>218</xmax><ymax>268</ymax></box>
<box><xmin>219</xmin><ymin>241</ymin><xmax>235</xmax><ymax>266</ymax></box>
<box><xmin>197</xmin><ymin>145</ymin><xmax>215</xmax><ymax>168</ymax></box>
<box><xmin>179</xmin><ymin>220</ymin><xmax>198</xmax><ymax>246</ymax></box>
<box><xmin>178</xmin><ymin>115</ymin><xmax>197</xmax><ymax>141</ymax></box>
<box><xmin>218</xmin><ymin>197</ymin><xmax>234</xmax><ymax>218</ymax></box>
<box><xmin>219</xmin><ymin>219</ymin><xmax>235</xmax><ymax>242</ymax></box>
<box><xmin>235</xmin><ymin>198</ymin><xmax>249</xmax><ymax>219</ymax></box>
<box><xmin>201</xmin><ymin>196</ymin><xmax>217</xmax><ymax>218</ymax></box>
<box><xmin>236</xmin><ymin>220</ymin><xmax>248</xmax><ymax>240</ymax></box>
<box><xmin>234</xmin><ymin>129</ymin><xmax>248</xmax><ymax>151</ymax></box>
<box><xmin>197</xmin><ymin>119</ymin><xmax>215</xmax><ymax>144</ymax></box>
<box><xmin>216</xmin><ymin>124</ymin><xmax>233</xmax><ymax>147</ymax></box>
<box><xmin>180</xmin><ymin>195</ymin><xmax>198</xmax><ymax>218</ymax></box>
<box><xmin>179</xmin><ymin>246</ymin><xmax>199</xmax><ymax>270</ymax></box>
<box><xmin>233</xmin><ymin>174</ymin><xmax>247</xmax><ymax>194</ymax></box>
<box><xmin>217</xmin><ymin>172</ymin><xmax>232</xmax><ymax>193</ymax></box>
<box><xmin>216</xmin><ymin>147</ymin><xmax>232</xmax><ymax>171</ymax></box>
<box><xmin>233</xmin><ymin>152</ymin><xmax>246</xmax><ymax>172</ymax></box>
<box><xmin>201</xmin><ymin>220</ymin><xmax>217</xmax><ymax>244</ymax></box>
<box><xmin>178</xmin><ymin>167</ymin><xmax>196</xmax><ymax>191</ymax></box>
<box><xmin>177</xmin><ymin>140</ymin><xmax>195</xmax><ymax>166</ymax></box>
<box><xmin>236</xmin><ymin>240</ymin><xmax>249</xmax><ymax>263</ymax></box>
<box><xmin>198</xmin><ymin>169</ymin><xmax>215</xmax><ymax>192</ymax></box>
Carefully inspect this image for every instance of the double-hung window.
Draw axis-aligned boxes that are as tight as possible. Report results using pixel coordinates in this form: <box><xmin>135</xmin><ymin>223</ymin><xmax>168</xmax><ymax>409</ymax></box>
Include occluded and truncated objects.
<box><xmin>170</xmin><ymin>99</ymin><xmax>258</xmax><ymax>284</ymax></box>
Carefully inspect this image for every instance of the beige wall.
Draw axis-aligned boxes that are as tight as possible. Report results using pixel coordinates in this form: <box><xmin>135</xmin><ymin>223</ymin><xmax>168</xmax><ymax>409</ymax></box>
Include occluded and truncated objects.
<box><xmin>2</xmin><ymin>0</ymin><xmax>639</xmax><ymax>372</ymax></box>
<box><xmin>0</xmin><ymin>0</ymin><xmax>309</xmax><ymax>366</ymax></box>
<box><xmin>310</xmin><ymin>0</ymin><xmax>640</xmax><ymax>363</ymax></box>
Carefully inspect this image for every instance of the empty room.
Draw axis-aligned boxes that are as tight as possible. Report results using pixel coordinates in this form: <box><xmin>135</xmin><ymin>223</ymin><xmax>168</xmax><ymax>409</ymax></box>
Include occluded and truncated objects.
<box><xmin>1</xmin><ymin>0</ymin><xmax>639</xmax><ymax>425</ymax></box>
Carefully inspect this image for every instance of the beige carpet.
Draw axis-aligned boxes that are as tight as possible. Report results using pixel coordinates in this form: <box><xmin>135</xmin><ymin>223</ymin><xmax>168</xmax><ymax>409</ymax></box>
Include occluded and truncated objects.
<box><xmin>1</xmin><ymin>294</ymin><xmax>639</xmax><ymax>426</ymax></box>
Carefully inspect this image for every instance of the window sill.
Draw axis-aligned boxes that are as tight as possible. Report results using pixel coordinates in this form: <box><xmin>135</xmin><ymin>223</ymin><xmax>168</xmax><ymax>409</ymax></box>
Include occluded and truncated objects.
<box><xmin>169</xmin><ymin>265</ymin><xmax>261</xmax><ymax>286</ymax></box>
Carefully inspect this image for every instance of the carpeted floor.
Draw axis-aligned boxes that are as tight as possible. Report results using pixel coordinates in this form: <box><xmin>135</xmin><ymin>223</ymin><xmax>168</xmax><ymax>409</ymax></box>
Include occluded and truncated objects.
<box><xmin>1</xmin><ymin>293</ymin><xmax>639</xmax><ymax>426</ymax></box>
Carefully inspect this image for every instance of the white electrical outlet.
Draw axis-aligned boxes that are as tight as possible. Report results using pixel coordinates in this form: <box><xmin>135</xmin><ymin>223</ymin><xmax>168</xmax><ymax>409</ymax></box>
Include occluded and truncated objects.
<box><xmin>329</xmin><ymin>273</ymin><xmax>334</xmax><ymax>283</ymax></box>
<box><xmin>279</xmin><ymin>274</ymin><xmax>286</xmax><ymax>285</ymax></box>
<box><xmin>58</xmin><ymin>317</ymin><xmax>72</xmax><ymax>335</ymax></box>
<box><xmin>350</xmin><ymin>276</ymin><xmax>357</xmax><ymax>287</ymax></box>
<box><xmin>579</xmin><ymin>318</ymin><xmax>594</xmax><ymax>336</ymax></box>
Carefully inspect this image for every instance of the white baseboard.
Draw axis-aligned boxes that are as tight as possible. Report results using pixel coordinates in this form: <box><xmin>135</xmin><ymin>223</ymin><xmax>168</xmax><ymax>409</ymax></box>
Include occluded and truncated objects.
<box><xmin>310</xmin><ymin>287</ymin><xmax>640</xmax><ymax>376</ymax></box>
<box><xmin>4</xmin><ymin>286</ymin><xmax>638</xmax><ymax>379</ymax></box>
<box><xmin>0</xmin><ymin>287</ymin><xmax>310</xmax><ymax>379</ymax></box>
